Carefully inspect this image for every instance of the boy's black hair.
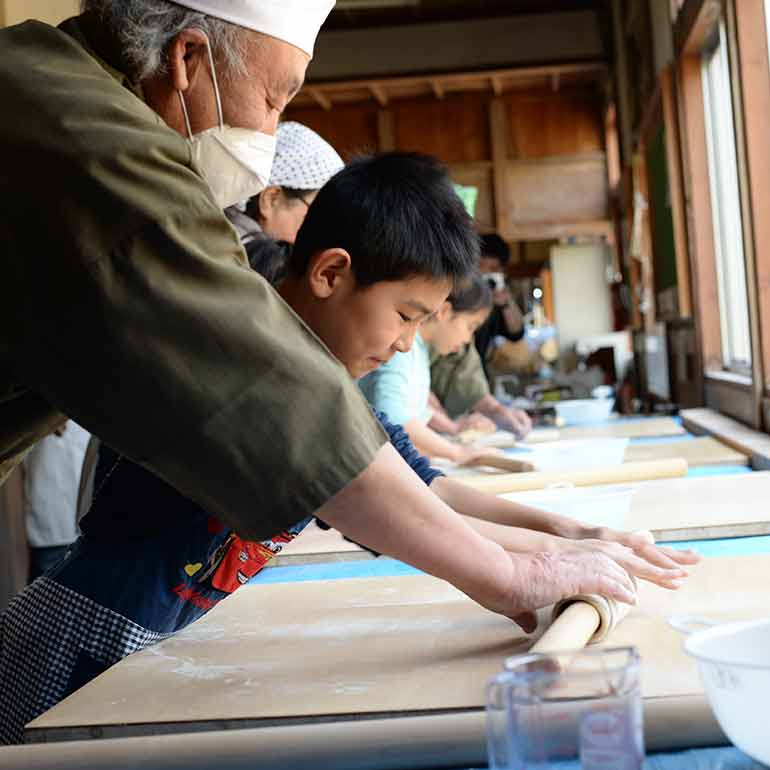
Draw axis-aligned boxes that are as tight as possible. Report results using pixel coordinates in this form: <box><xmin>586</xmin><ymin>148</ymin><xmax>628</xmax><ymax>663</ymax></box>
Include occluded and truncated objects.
<box><xmin>289</xmin><ymin>152</ymin><xmax>479</xmax><ymax>287</ymax></box>
<box><xmin>448</xmin><ymin>271</ymin><xmax>493</xmax><ymax>314</ymax></box>
<box><xmin>480</xmin><ymin>233</ymin><xmax>511</xmax><ymax>267</ymax></box>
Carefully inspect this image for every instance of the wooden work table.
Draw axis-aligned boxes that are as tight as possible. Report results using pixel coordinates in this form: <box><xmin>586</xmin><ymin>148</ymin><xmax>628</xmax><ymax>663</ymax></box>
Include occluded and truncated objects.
<box><xmin>26</xmin><ymin>551</ymin><xmax>770</xmax><ymax>755</ymax></box>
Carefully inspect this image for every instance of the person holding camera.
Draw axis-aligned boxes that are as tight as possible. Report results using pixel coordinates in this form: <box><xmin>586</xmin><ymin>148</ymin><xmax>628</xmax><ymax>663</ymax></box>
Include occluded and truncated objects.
<box><xmin>476</xmin><ymin>233</ymin><xmax>527</xmax><ymax>374</ymax></box>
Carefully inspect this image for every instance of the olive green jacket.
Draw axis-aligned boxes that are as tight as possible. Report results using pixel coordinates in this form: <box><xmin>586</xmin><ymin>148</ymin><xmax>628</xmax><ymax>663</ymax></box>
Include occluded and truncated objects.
<box><xmin>429</xmin><ymin>344</ymin><xmax>491</xmax><ymax>418</ymax></box>
<box><xmin>0</xmin><ymin>18</ymin><xmax>386</xmax><ymax>539</ymax></box>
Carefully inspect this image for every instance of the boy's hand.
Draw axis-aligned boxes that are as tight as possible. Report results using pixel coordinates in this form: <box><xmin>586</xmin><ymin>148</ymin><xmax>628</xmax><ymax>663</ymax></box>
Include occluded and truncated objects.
<box><xmin>561</xmin><ymin>537</ymin><xmax>691</xmax><ymax>591</ymax></box>
<box><xmin>454</xmin><ymin>444</ymin><xmax>499</xmax><ymax>466</ymax></box>
<box><xmin>456</xmin><ymin>412</ymin><xmax>496</xmax><ymax>434</ymax></box>
<box><xmin>576</xmin><ymin>526</ymin><xmax>701</xmax><ymax>572</ymax></box>
<box><xmin>494</xmin><ymin>406</ymin><xmax>532</xmax><ymax>438</ymax></box>
<box><xmin>478</xmin><ymin>550</ymin><xmax>638</xmax><ymax>633</ymax></box>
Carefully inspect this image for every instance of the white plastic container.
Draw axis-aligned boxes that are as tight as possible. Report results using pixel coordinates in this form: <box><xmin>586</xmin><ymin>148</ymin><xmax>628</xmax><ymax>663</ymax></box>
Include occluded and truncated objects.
<box><xmin>499</xmin><ymin>484</ymin><xmax>635</xmax><ymax>530</ymax></box>
<box><xmin>554</xmin><ymin>398</ymin><xmax>614</xmax><ymax>425</ymax></box>
<box><xmin>515</xmin><ymin>438</ymin><xmax>629</xmax><ymax>472</ymax></box>
<box><xmin>670</xmin><ymin>616</ymin><xmax>770</xmax><ymax>765</ymax></box>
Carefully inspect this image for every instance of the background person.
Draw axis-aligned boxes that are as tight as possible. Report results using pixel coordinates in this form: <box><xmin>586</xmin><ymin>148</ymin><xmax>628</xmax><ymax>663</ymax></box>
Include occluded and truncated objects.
<box><xmin>430</xmin><ymin>343</ymin><xmax>533</xmax><ymax>438</ymax></box>
<box><xmin>22</xmin><ymin>422</ymin><xmax>90</xmax><ymax>581</ymax></box>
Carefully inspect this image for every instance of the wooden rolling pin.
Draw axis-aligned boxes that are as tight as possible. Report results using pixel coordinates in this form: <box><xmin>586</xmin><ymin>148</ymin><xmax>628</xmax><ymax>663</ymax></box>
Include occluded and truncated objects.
<box><xmin>455</xmin><ymin>458</ymin><xmax>688</xmax><ymax>494</ymax></box>
<box><xmin>530</xmin><ymin>601</ymin><xmax>604</xmax><ymax>654</ymax></box>
<box><xmin>465</xmin><ymin>454</ymin><xmax>535</xmax><ymax>473</ymax></box>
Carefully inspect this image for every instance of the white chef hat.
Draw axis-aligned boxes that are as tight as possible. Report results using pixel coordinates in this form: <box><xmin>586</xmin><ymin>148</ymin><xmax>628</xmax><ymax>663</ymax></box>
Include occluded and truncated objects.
<box><xmin>269</xmin><ymin>122</ymin><xmax>344</xmax><ymax>190</ymax></box>
<box><xmin>173</xmin><ymin>0</ymin><xmax>335</xmax><ymax>57</ymax></box>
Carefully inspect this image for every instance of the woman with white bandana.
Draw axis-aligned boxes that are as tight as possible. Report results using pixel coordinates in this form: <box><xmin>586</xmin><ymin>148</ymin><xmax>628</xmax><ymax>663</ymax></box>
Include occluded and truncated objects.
<box><xmin>224</xmin><ymin>120</ymin><xmax>344</xmax><ymax>284</ymax></box>
<box><xmin>226</xmin><ymin>121</ymin><xmax>344</xmax><ymax>283</ymax></box>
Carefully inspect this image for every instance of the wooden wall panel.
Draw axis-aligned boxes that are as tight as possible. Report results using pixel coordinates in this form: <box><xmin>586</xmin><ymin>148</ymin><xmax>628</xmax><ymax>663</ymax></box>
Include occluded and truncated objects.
<box><xmin>505</xmin><ymin>154</ymin><xmax>609</xmax><ymax>227</ymax></box>
<box><xmin>392</xmin><ymin>93</ymin><xmax>490</xmax><ymax>163</ymax></box>
<box><xmin>505</xmin><ymin>90</ymin><xmax>604</xmax><ymax>159</ymax></box>
<box><xmin>283</xmin><ymin>104</ymin><xmax>380</xmax><ymax>160</ymax></box>
<box><xmin>285</xmin><ymin>87</ymin><xmax>607</xmax><ymax>240</ymax></box>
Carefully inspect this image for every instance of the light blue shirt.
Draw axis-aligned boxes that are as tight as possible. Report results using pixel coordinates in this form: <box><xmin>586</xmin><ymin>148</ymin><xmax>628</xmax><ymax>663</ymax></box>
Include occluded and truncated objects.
<box><xmin>359</xmin><ymin>332</ymin><xmax>431</xmax><ymax>426</ymax></box>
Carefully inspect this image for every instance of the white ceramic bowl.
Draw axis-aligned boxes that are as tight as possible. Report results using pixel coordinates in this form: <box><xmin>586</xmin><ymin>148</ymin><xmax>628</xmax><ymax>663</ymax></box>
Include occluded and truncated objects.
<box><xmin>554</xmin><ymin>398</ymin><xmax>614</xmax><ymax>425</ymax></box>
<box><xmin>670</xmin><ymin>616</ymin><xmax>770</xmax><ymax>764</ymax></box>
<box><xmin>499</xmin><ymin>484</ymin><xmax>635</xmax><ymax>530</ymax></box>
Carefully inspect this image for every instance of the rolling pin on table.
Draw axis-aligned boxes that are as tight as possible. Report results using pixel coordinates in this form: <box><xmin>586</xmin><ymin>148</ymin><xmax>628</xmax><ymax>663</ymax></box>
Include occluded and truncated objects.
<box><xmin>455</xmin><ymin>458</ymin><xmax>689</xmax><ymax>494</ymax></box>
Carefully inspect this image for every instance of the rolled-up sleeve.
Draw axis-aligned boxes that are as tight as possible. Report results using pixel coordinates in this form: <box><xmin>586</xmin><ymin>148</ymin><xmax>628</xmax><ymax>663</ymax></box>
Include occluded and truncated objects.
<box><xmin>429</xmin><ymin>344</ymin><xmax>491</xmax><ymax>417</ymax></box>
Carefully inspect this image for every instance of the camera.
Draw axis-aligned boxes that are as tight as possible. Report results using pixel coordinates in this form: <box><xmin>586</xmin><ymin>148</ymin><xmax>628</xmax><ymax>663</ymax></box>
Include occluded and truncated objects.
<box><xmin>484</xmin><ymin>272</ymin><xmax>505</xmax><ymax>291</ymax></box>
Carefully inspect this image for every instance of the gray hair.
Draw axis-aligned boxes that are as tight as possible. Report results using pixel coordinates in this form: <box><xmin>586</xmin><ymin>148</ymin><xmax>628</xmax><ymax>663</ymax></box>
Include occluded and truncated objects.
<box><xmin>81</xmin><ymin>0</ymin><xmax>253</xmax><ymax>81</ymax></box>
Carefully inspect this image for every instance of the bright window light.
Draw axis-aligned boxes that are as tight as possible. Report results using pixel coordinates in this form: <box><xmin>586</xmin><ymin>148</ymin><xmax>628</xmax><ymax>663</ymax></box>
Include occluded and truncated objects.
<box><xmin>702</xmin><ymin>22</ymin><xmax>752</xmax><ymax>373</ymax></box>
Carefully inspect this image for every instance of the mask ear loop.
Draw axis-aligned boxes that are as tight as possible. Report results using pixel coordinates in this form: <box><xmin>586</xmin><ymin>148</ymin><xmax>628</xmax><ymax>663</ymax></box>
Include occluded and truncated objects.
<box><xmin>176</xmin><ymin>31</ymin><xmax>224</xmax><ymax>139</ymax></box>
<box><xmin>178</xmin><ymin>91</ymin><xmax>194</xmax><ymax>140</ymax></box>
<box><xmin>201</xmin><ymin>31</ymin><xmax>225</xmax><ymax>131</ymax></box>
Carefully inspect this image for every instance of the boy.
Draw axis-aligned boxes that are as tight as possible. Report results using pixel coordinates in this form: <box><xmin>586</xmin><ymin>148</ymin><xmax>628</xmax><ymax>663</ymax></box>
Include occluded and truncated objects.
<box><xmin>0</xmin><ymin>154</ymin><xmax>695</xmax><ymax>743</ymax></box>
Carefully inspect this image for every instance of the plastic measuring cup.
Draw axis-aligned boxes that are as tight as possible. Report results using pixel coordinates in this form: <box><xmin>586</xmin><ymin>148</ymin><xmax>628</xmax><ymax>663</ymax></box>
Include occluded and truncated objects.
<box><xmin>486</xmin><ymin>646</ymin><xmax>644</xmax><ymax>769</ymax></box>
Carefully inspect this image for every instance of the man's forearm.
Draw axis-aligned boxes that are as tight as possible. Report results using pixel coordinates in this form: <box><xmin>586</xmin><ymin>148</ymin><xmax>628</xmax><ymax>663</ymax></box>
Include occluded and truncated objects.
<box><xmin>316</xmin><ymin>443</ymin><xmax>512</xmax><ymax>602</ymax></box>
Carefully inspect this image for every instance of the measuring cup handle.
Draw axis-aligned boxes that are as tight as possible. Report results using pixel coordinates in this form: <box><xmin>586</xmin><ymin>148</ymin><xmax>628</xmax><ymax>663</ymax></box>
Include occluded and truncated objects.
<box><xmin>668</xmin><ymin>615</ymin><xmax>718</xmax><ymax>636</ymax></box>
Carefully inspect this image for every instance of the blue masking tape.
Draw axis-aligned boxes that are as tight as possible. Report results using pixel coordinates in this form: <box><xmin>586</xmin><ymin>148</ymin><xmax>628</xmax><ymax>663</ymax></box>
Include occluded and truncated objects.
<box><xmin>686</xmin><ymin>465</ymin><xmax>752</xmax><ymax>477</ymax></box>
<box><xmin>250</xmin><ymin>557</ymin><xmax>421</xmax><ymax>586</ymax></box>
<box><xmin>251</xmin><ymin>534</ymin><xmax>770</xmax><ymax>586</ymax></box>
<box><xmin>661</xmin><ymin>534</ymin><xmax>770</xmax><ymax>557</ymax></box>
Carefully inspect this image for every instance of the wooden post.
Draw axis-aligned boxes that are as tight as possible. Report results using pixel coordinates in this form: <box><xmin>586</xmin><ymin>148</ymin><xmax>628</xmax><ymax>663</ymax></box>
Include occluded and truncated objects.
<box><xmin>733</xmin><ymin>0</ymin><xmax>770</xmax><ymax>400</ymax></box>
<box><xmin>632</xmin><ymin>151</ymin><xmax>658</xmax><ymax>333</ymax></box>
<box><xmin>0</xmin><ymin>466</ymin><xmax>28</xmax><ymax>611</ymax></box>
<box><xmin>677</xmin><ymin>54</ymin><xmax>722</xmax><ymax>372</ymax></box>
<box><xmin>660</xmin><ymin>65</ymin><xmax>692</xmax><ymax>319</ymax></box>
<box><xmin>725</xmin><ymin>0</ymin><xmax>764</xmax><ymax>428</ymax></box>
<box><xmin>376</xmin><ymin>110</ymin><xmax>395</xmax><ymax>152</ymax></box>
<box><xmin>488</xmin><ymin>98</ymin><xmax>510</xmax><ymax>239</ymax></box>
<box><xmin>610</xmin><ymin>0</ymin><xmax>635</xmax><ymax>164</ymax></box>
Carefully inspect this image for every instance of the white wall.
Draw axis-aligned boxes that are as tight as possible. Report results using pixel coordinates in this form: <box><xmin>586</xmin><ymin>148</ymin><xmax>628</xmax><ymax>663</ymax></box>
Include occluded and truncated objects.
<box><xmin>1</xmin><ymin>0</ymin><xmax>79</xmax><ymax>27</ymax></box>
<box><xmin>550</xmin><ymin>243</ymin><xmax>613</xmax><ymax>354</ymax></box>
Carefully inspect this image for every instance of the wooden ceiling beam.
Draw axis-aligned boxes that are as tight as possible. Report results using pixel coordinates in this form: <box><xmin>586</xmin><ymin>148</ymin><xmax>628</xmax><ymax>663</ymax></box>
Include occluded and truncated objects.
<box><xmin>369</xmin><ymin>83</ymin><xmax>389</xmax><ymax>107</ymax></box>
<box><xmin>308</xmin><ymin>88</ymin><xmax>332</xmax><ymax>111</ymax></box>
<box><xmin>305</xmin><ymin>61</ymin><xmax>606</xmax><ymax>97</ymax></box>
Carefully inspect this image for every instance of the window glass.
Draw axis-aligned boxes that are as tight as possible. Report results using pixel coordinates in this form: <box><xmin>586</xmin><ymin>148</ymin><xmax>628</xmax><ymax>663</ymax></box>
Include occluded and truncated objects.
<box><xmin>702</xmin><ymin>22</ymin><xmax>752</xmax><ymax>373</ymax></box>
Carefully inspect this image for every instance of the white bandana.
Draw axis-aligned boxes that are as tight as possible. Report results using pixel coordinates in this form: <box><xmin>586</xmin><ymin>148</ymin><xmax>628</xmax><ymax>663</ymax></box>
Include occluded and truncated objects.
<box><xmin>172</xmin><ymin>0</ymin><xmax>335</xmax><ymax>57</ymax></box>
<box><xmin>270</xmin><ymin>121</ymin><xmax>344</xmax><ymax>190</ymax></box>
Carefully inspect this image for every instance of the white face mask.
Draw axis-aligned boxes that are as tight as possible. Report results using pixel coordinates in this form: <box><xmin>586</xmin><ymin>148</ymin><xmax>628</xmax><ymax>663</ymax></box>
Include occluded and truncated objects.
<box><xmin>178</xmin><ymin>39</ymin><xmax>277</xmax><ymax>209</ymax></box>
